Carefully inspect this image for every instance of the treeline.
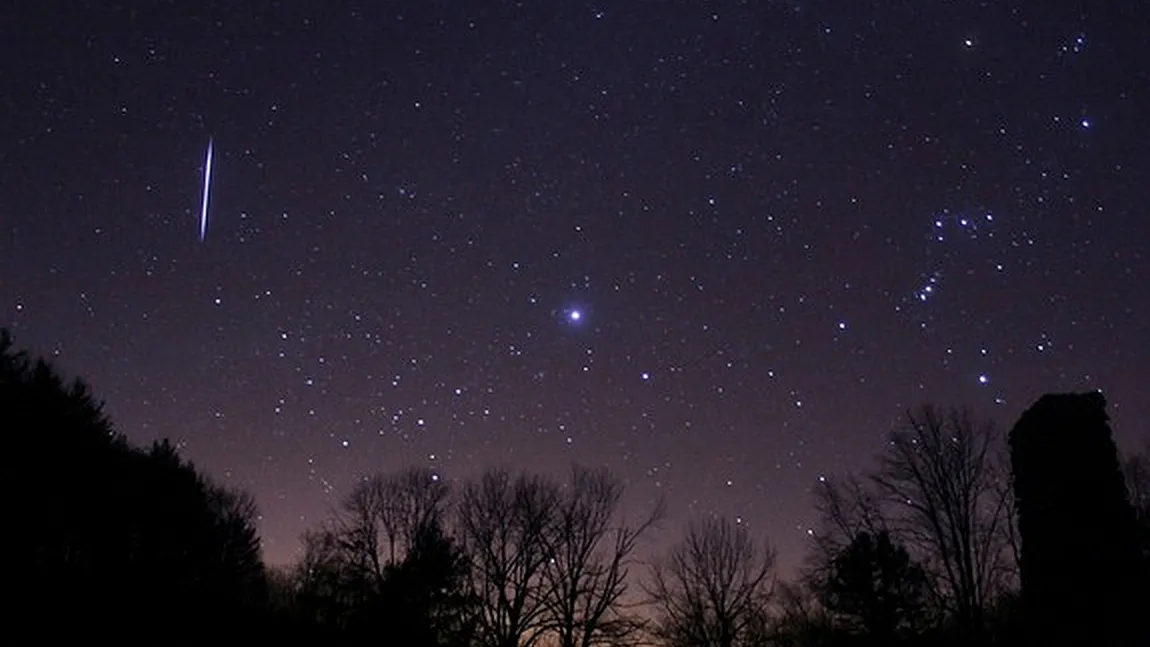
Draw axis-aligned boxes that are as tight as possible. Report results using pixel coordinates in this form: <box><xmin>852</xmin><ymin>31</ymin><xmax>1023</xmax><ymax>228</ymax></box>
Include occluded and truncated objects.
<box><xmin>269</xmin><ymin>463</ymin><xmax>662</xmax><ymax>646</ymax></box>
<box><xmin>3</xmin><ymin>328</ymin><xmax>1149</xmax><ymax>646</ymax></box>
<box><xmin>1</xmin><ymin>331</ymin><xmax>266</xmax><ymax>640</ymax></box>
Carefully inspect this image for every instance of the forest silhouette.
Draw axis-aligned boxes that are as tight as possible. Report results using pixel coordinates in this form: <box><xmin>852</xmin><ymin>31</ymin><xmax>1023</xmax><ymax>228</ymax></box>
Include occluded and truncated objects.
<box><xmin>2</xmin><ymin>328</ymin><xmax>1147</xmax><ymax>646</ymax></box>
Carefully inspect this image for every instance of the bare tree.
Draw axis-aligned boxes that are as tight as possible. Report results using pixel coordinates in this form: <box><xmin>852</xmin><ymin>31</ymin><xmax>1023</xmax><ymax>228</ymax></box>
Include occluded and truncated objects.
<box><xmin>459</xmin><ymin>468</ymin><xmax>561</xmax><ymax>647</ymax></box>
<box><xmin>647</xmin><ymin>516</ymin><xmax>776</xmax><ymax>647</ymax></box>
<box><xmin>291</xmin><ymin>527</ymin><xmax>357</xmax><ymax>628</ymax></box>
<box><xmin>295</xmin><ymin>528</ymin><xmax>343</xmax><ymax>592</ymax></box>
<box><xmin>871</xmin><ymin>405</ymin><xmax>1013</xmax><ymax>641</ymax></box>
<box><xmin>541</xmin><ymin>465</ymin><xmax>664</xmax><ymax>647</ymax></box>
<box><xmin>382</xmin><ymin>466</ymin><xmax>453</xmax><ymax>562</ymax></box>
<box><xmin>339</xmin><ymin>476</ymin><xmax>388</xmax><ymax>588</ymax></box>
<box><xmin>332</xmin><ymin>466</ymin><xmax>451</xmax><ymax>590</ymax></box>
<box><xmin>806</xmin><ymin>474</ymin><xmax>888</xmax><ymax>580</ymax></box>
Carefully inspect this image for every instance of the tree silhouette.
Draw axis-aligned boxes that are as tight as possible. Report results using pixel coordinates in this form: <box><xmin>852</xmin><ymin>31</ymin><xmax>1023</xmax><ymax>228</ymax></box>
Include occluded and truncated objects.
<box><xmin>981</xmin><ymin>589</ymin><xmax>1025</xmax><ymax>647</ymax></box>
<box><xmin>262</xmin><ymin>564</ymin><xmax>346</xmax><ymax>641</ymax></box>
<box><xmin>288</xmin><ymin>464</ymin><xmax>669</xmax><ymax>646</ymax></box>
<box><xmin>647</xmin><ymin>516</ymin><xmax>775</xmax><ymax>647</ymax></box>
<box><xmin>819</xmin><ymin>530</ymin><xmax>927</xmax><ymax>645</ymax></box>
<box><xmin>2</xmin><ymin>332</ymin><xmax>125</xmax><ymax>631</ymax></box>
<box><xmin>540</xmin><ymin>465</ymin><xmax>664</xmax><ymax>647</ymax></box>
<box><xmin>129</xmin><ymin>439</ymin><xmax>268</xmax><ymax>630</ymax></box>
<box><xmin>285</xmin><ymin>466</ymin><xmax>458</xmax><ymax>640</ymax></box>
<box><xmin>1010</xmin><ymin>392</ymin><xmax>1147</xmax><ymax>647</ymax></box>
<box><xmin>1123</xmin><ymin>441</ymin><xmax>1150</xmax><ymax>565</ymax></box>
<box><xmin>359</xmin><ymin>518</ymin><xmax>476</xmax><ymax>646</ymax></box>
<box><xmin>871</xmin><ymin>405</ymin><xmax>1013</xmax><ymax>642</ymax></box>
<box><xmin>332</xmin><ymin>466</ymin><xmax>452</xmax><ymax>600</ymax></box>
<box><xmin>205</xmin><ymin>482</ymin><xmax>268</xmax><ymax>609</ymax></box>
<box><xmin>1</xmin><ymin>329</ymin><xmax>267</xmax><ymax>639</ymax></box>
<box><xmin>807</xmin><ymin>474</ymin><xmax>890</xmax><ymax>583</ymax></box>
<box><xmin>459</xmin><ymin>468</ymin><xmax>561</xmax><ymax>647</ymax></box>
<box><xmin>287</xmin><ymin>527</ymin><xmax>358</xmax><ymax>631</ymax></box>
<box><xmin>769</xmin><ymin>580</ymin><xmax>842</xmax><ymax>647</ymax></box>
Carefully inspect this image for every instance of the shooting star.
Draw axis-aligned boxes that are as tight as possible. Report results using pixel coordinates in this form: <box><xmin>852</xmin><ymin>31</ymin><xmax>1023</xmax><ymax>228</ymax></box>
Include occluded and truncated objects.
<box><xmin>199</xmin><ymin>137</ymin><xmax>214</xmax><ymax>242</ymax></box>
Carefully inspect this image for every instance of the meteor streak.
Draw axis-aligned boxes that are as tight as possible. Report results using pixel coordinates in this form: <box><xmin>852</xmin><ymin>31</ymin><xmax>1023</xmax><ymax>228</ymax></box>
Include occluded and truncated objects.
<box><xmin>199</xmin><ymin>138</ymin><xmax>214</xmax><ymax>242</ymax></box>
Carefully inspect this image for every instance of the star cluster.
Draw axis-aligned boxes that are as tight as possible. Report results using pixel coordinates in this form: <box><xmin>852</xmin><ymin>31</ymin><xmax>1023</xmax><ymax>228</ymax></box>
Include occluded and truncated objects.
<box><xmin>2</xmin><ymin>1</ymin><xmax>1147</xmax><ymax>571</ymax></box>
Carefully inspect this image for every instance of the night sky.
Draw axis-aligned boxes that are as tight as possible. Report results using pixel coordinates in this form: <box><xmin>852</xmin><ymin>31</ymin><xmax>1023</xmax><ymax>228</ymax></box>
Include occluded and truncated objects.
<box><xmin>3</xmin><ymin>1</ymin><xmax>1148</xmax><ymax>571</ymax></box>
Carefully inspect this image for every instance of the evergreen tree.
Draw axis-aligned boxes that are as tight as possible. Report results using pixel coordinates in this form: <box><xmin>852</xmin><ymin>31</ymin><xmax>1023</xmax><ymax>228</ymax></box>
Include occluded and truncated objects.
<box><xmin>0</xmin><ymin>329</ymin><xmax>267</xmax><ymax>639</ymax></box>
<box><xmin>376</xmin><ymin>520</ymin><xmax>475</xmax><ymax>647</ymax></box>
<box><xmin>821</xmin><ymin>530</ymin><xmax>927</xmax><ymax>646</ymax></box>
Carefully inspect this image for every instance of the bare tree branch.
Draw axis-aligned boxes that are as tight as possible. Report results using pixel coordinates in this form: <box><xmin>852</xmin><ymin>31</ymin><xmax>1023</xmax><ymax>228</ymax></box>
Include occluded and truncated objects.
<box><xmin>459</xmin><ymin>468</ymin><xmax>560</xmax><ymax>647</ymax></box>
<box><xmin>647</xmin><ymin>516</ymin><xmax>775</xmax><ymax>647</ymax></box>
<box><xmin>541</xmin><ymin>464</ymin><xmax>665</xmax><ymax>647</ymax></box>
<box><xmin>871</xmin><ymin>405</ymin><xmax>1013</xmax><ymax>641</ymax></box>
<box><xmin>291</xmin><ymin>527</ymin><xmax>358</xmax><ymax>628</ymax></box>
<box><xmin>331</xmin><ymin>466</ymin><xmax>451</xmax><ymax>592</ymax></box>
<box><xmin>805</xmin><ymin>473</ymin><xmax>888</xmax><ymax>582</ymax></box>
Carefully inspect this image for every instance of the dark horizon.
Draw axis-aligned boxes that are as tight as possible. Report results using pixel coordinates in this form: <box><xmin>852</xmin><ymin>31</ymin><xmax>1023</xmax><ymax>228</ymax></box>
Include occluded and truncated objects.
<box><xmin>3</xmin><ymin>326</ymin><xmax>1149</xmax><ymax>646</ymax></box>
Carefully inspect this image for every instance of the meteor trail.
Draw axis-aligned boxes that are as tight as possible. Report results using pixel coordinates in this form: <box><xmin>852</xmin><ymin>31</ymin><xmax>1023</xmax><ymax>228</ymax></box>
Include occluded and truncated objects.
<box><xmin>199</xmin><ymin>138</ymin><xmax>213</xmax><ymax>242</ymax></box>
